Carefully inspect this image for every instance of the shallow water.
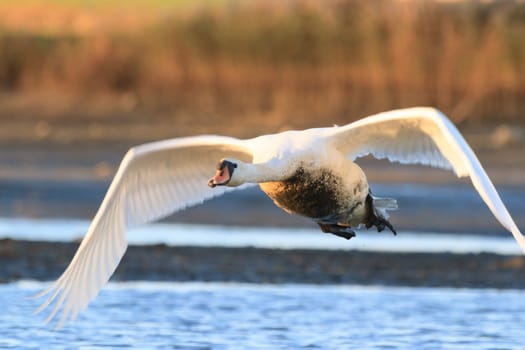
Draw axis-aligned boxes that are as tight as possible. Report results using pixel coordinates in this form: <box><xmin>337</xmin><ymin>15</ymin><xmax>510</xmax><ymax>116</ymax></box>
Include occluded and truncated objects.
<box><xmin>0</xmin><ymin>217</ymin><xmax>523</xmax><ymax>255</ymax></box>
<box><xmin>3</xmin><ymin>282</ymin><xmax>525</xmax><ymax>349</ymax></box>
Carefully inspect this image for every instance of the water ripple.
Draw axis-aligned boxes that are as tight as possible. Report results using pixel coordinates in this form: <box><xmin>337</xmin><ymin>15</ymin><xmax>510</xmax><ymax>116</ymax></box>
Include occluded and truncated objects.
<box><xmin>2</xmin><ymin>282</ymin><xmax>525</xmax><ymax>349</ymax></box>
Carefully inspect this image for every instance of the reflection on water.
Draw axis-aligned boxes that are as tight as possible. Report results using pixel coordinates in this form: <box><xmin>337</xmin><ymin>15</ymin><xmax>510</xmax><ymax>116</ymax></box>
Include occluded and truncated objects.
<box><xmin>3</xmin><ymin>282</ymin><xmax>525</xmax><ymax>349</ymax></box>
<box><xmin>0</xmin><ymin>217</ymin><xmax>522</xmax><ymax>255</ymax></box>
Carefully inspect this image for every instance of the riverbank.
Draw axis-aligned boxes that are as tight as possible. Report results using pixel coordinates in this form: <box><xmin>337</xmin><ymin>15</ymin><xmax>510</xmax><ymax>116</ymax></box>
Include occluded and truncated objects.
<box><xmin>2</xmin><ymin>239</ymin><xmax>524</xmax><ymax>288</ymax></box>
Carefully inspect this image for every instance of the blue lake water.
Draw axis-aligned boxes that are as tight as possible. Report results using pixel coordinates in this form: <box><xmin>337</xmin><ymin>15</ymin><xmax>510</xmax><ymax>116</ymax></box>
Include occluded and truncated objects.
<box><xmin>3</xmin><ymin>281</ymin><xmax>525</xmax><ymax>349</ymax></box>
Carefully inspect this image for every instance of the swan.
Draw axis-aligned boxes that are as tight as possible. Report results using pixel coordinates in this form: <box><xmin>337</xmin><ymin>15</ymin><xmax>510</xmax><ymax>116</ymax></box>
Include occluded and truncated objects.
<box><xmin>34</xmin><ymin>107</ymin><xmax>525</xmax><ymax>327</ymax></box>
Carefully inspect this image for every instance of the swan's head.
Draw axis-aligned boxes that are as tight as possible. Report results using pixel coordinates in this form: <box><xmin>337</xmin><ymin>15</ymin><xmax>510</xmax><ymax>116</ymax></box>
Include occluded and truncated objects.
<box><xmin>208</xmin><ymin>158</ymin><xmax>240</xmax><ymax>188</ymax></box>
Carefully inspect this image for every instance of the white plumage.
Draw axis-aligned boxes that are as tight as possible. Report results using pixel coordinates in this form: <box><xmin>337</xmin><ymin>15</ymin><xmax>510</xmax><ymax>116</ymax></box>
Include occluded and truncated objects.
<box><xmin>34</xmin><ymin>107</ymin><xmax>525</xmax><ymax>327</ymax></box>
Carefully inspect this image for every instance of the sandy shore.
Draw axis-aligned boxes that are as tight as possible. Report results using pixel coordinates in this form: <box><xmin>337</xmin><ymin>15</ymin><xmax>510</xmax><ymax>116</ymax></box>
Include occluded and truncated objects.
<box><xmin>2</xmin><ymin>239</ymin><xmax>525</xmax><ymax>288</ymax></box>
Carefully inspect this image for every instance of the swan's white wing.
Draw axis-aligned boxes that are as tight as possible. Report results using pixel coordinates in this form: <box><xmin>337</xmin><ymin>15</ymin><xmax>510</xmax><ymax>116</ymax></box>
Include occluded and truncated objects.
<box><xmin>326</xmin><ymin>107</ymin><xmax>525</xmax><ymax>254</ymax></box>
<box><xmin>33</xmin><ymin>135</ymin><xmax>253</xmax><ymax>327</ymax></box>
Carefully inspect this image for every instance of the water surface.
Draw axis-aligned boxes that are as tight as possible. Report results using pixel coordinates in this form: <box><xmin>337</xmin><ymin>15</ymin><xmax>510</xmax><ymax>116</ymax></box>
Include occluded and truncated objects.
<box><xmin>0</xmin><ymin>217</ymin><xmax>522</xmax><ymax>255</ymax></box>
<box><xmin>3</xmin><ymin>282</ymin><xmax>525</xmax><ymax>349</ymax></box>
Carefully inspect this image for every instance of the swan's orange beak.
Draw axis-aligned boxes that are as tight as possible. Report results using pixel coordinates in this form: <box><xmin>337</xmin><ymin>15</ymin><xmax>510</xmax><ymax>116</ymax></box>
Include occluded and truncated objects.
<box><xmin>208</xmin><ymin>167</ymin><xmax>231</xmax><ymax>188</ymax></box>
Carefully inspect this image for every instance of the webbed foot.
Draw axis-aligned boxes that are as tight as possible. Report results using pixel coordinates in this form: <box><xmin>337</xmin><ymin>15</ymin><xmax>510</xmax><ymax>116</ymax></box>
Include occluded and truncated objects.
<box><xmin>318</xmin><ymin>223</ymin><xmax>356</xmax><ymax>240</ymax></box>
<box><xmin>365</xmin><ymin>215</ymin><xmax>397</xmax><ymax>235</ymax></box>
<box><xmin>365</xmin><ymin>193</ymin><xmax>397</xmax><ymax>235</ymax></box>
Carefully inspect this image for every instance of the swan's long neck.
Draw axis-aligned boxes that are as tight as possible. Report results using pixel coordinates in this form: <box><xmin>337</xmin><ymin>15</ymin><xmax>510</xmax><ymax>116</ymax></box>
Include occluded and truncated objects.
<box><xmin>234</xmin><ymin>160</ymin><xmax>294</xmax><ymax>185</ymax></box>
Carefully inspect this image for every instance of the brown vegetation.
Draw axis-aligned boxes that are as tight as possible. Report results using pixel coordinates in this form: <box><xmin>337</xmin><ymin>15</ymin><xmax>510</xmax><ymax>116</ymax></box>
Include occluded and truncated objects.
<box><xmin>1</xmin><ymin>0</ymin><xmax>525</xmax><ymax>138</ymax></box>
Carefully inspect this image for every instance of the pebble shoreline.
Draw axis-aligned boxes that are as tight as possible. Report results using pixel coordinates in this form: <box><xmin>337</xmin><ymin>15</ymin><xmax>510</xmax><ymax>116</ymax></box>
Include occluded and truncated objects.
<box><xmin>3</xmin><ymin>239</ymin><xmax>525</xmax><ymax>289</ymax></box>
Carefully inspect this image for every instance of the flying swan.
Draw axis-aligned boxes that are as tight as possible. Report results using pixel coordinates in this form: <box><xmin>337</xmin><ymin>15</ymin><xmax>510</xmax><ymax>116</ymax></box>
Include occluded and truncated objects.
<box><xmin>34</xmin><ymin>107</ymin><xmax>525</xmax><ymax>327</ymax></box>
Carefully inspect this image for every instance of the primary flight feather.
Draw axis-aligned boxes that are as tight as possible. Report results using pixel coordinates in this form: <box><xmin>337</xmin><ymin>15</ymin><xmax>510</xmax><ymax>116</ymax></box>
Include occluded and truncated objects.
<box><xmin>35</xmin><ymin>107</ymin><xmax>525</xmax><ymax>327</ymax></box>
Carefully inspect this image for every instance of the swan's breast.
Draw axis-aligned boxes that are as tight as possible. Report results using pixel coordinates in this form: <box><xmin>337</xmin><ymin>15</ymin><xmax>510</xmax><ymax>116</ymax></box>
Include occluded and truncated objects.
<box><xmin>259</xmin><ymin>167</ymin><xmax>345</xmax><ymax>219</ymax></box>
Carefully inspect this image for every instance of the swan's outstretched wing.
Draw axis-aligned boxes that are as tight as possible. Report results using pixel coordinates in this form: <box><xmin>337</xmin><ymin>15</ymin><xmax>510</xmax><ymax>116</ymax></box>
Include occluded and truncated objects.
<box><xmin>327</xmin><ymin>107</ymin><xmax>525</xmax><ymax>254</ymax></box>
<box><xmin>34</xmin><ymin>135</ymin><xmax>253</xmax><ymax>327</ymax></box>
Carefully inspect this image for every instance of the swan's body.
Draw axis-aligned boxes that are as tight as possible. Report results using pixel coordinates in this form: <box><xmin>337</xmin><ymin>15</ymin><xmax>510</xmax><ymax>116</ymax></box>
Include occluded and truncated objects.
<box><xmin>260</xmin><ymin>164</ymin><xmax>367</xmax><ymax>223</ymax></box>
<box><xmin>35</xmin><ymin>107</ymin><xmax>525</xmax><ymax>327</ymax></box>
<box><xmin>258</xmin><ymin>162</ymin><xmax>378</xmax><ymax>236</ymax></box>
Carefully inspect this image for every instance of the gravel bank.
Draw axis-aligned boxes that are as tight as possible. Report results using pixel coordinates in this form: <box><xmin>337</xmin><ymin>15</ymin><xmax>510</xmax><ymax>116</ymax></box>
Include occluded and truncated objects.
<box><xmin>3</xmin><ymin>239</ymin><xmax>525</xmax><ymax>289</ymax></box>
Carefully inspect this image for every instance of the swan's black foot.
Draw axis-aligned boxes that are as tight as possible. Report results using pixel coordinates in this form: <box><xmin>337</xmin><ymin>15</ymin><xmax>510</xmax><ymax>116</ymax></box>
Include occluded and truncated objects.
<box><xmin>366</xmin><ymin>215</ymin><xmax>397</xmax><ymax>235</ymax></box>
<box><xmin>318</xmin><ymin>223</ymin><xmax>356</xmax><ymax>240</ymax></box>
<box><xmin>365</xmin><ymin>194</ymin><xmax>397</xmax><ymax>235</ymax></box>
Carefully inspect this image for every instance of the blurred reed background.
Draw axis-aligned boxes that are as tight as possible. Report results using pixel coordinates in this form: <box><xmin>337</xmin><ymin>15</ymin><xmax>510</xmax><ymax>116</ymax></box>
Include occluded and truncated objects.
<box><xmin>0</xmin><ymin>0</ymin><xmax>524</xmax><ymax>142</ymax></box>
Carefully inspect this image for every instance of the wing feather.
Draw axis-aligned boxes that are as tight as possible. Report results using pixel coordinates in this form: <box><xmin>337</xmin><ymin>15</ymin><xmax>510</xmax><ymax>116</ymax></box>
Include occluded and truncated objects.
<box><xmin>327</xmin><ymin>107</ymin><xmax>525</xmax><ymax>253</ymax></box>
<box><xmin>34</xmin><ymin>135</ymin><xmax>253</xmax><ymax>327</ymax></box>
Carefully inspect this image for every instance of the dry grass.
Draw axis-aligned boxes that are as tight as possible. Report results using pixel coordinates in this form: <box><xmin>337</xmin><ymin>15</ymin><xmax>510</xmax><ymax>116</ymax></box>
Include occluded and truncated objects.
<box><xmin>1</xmin><ymin>0</ymin><xmax>525</xmax><ymax>133</ymax></box>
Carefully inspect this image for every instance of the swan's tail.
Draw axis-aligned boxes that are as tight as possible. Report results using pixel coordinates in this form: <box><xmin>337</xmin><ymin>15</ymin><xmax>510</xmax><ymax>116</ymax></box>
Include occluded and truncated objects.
<box><xmin>371</xmin><ymin>195</ymin><xmax>398</xmax><ymax>219</ymax></box>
